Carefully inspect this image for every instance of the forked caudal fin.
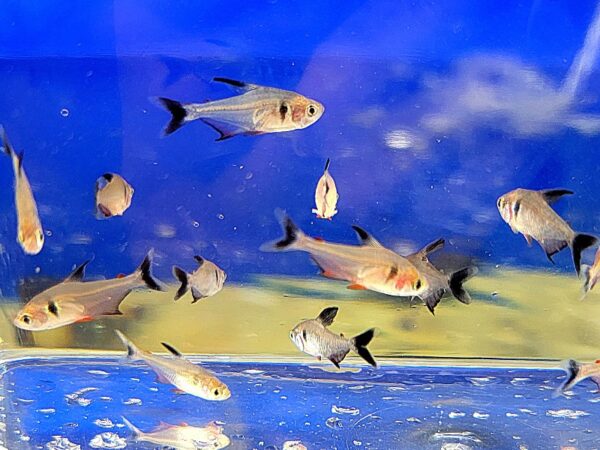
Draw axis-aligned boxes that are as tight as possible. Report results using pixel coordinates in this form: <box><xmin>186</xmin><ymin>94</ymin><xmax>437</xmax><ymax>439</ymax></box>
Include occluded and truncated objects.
<box><xmin>158</xmin><ymin>97</ymin><xmax>188</xmax><ymax>136</ymax></box>
<box><xmin>114</xmin><ymin>330</ymin><xmax>142</xmax><ymax>360</ymax></box>
<box><xmin>261</xmin><ymin>214</ymin><xmax>306</xmax><ymax>251</ymax></box>
<box><xmin>554</xmin><ymin>359</ymin><xmax>581</xmax><ymax>397</ymax></box>
<box><xmin>571</xmin><ymin>233</ymin><xmax>598</xmax><ymax>276</ymax></box>
<box><xmin>136</xmin><ymin>250</ymin><xmax>164</xmax><ymax>291</ymax></box>
<box><xmin>449</xmin><ymin>266</ymin><xmax>478</xmax><ymax>304</ymax></box>
<box><xmin>172</xmin><ymin>266</ymin><xmax>189</xmax><ymax>301</ymax></box>
<box><xmin>351</xmin><ymin>328</ymin><xmax>377</xmax><ymax>367</ymax></box>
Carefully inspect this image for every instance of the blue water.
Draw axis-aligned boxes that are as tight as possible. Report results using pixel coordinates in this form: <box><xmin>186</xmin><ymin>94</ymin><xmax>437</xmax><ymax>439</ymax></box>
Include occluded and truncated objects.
<box><xmin>1</xmin><ymin>357</ymin><xmax>599</xmax><ymax>449</ymax></box>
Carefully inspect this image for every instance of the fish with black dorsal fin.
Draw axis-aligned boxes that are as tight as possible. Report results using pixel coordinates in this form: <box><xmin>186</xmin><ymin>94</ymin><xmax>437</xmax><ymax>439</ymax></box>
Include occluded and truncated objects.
<box><xmin>404</xmin><ymin>236</ymin><xmax>478</xmax><ymax>315</ymax></box>
<box><xmin>1</xmin><ymin>126</ymin><xmax>44</xmax><ymax>255</ymax></box>
<box><xmin>290</xmin><ymin>306</ymin><xmax>377</xmax><ymax>368</ymax></box>
<box><xmin>95</xmin><ymin>173</ymin><xmax>134</xmax><ymax>219</ymax></box>
<box><xmin>13</xmin><ymin>250</ymin><xmax>164</xmax><ymax>331</ymax></box>
<box><xmin>122</xmin><ymin>417</ymin><xmax>230</xmax><ymax>450</ymax></box>
<box><xmin>172</xmin><ymin>256</ymin><xmax>227</xmax><ymax>303</ymax></box>
<box><xmin>497</xmin><ymin>188</ymin><xmax>597</xmax><ymax>275</ymax></box>
<box><xmin>115</xmin><ymin>330</ymin><xmax>231</xmax><ymax>401</ymax></box>
<box><xmin>555</xmin><ymin>359</ymin><xmax>600</xmax><ymax>397</ymax></box>
<box><xmin>157</xmin><ymin>77</ymin><xmax>324</xmax><ymax>139</ymax></box>
<box><xmin>312</xmin><ymin>158</ymin><xmax>339</xmax><ymax>220</ymax></box>
<box><xmin>262</xmin><ymin>214</ymin><xmax>426</xmax><ymax>297</ymax></box>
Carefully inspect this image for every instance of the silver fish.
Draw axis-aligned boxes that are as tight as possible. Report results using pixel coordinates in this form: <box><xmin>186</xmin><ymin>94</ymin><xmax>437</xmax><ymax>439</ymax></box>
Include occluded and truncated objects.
<box><xmin>264</xmin><ymin>215</ymin><xmax>426</xmax><ymax>297</ymax></box>
<box><xmin>158</xmin><ymin>77</ymin><xmax>324</xmax><ymax>139</ymax></box>
<box><xmin>497</xmin><ymin>188</ymin><xmax>597</xmax><ymax>275</ymax></box>
<box><xmin>581</xmin><ymin>247</ymin><xmax>600</xmax><ymax>297</ymax></box>
<box><xmin>95</xmin><ymin>173</ymin><xmax>134</xmax><ymax>218</ymax></box>
<box><xmin>555</xmin><ymin>359</ymin><xmax>600</xmax><ymax>396</ymax></box>
<box><xmin>172</xmin><ymin>256</ymin><xmax>226</xmax><ymax>303</ymax></box>
<box><xmin>312</xmin><ymin>158</ymin><xmax>339</xmax><ymax>220</ymax></box>
<box><xmin>404</xmin><ymin>236</ymin><xmax>478</xmax><ymax>315</ymax></box>
<box><xmin>290</xmin><ymin>306</ymin><xmax>377</xmax><ymax>368</ymax></box>
<box><xmin>1</xmin><ymin>126</ymin><xmax>44</xmax><ymax>255</ymax></box>
<box><xmin>115</xmin><ymin>330</ymin><xmax>231</xmax><ymax>401</ymax></box>
<box><xmin>13</xmin><ymin>250</ymin><xmax>163</xmax><ymax>331</ymax></box>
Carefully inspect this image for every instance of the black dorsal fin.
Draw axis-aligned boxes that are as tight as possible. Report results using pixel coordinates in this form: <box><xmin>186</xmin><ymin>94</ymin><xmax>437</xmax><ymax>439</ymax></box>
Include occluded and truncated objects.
<box><xmin>540</xmin><ymin>189</ymin><xmax>573</xmax><ymax>205</ymax></box>
<box><xmin>213</xmin><ymin>77</ymin><xmax>260</xmax><ymax>92</ymax></box>
<box><xmin>161</xmin><ymin>342</ymin><xmax>183</xmax><ymax>357</ymax></box>
<box><xmin>352</xmin><ymin>226</ymin><xmax>384</xmax><ymax>248</ymax></box>
<box><xmin>194</xmin><ymin>255</ymin><xmax>205</xmax><ymax>267</ymax></box>
<box><xmin>324</xmin><ymin>158</ymin><xmax>331</xmax><ymax>172</ymax></box>
<box><xmin>64</xmin><ymin>259</ymin><xmax>92</xmax><ymax>282</ymax></box>
<box><xmin>316</xmin><ymin>306</ymin><xmax>339</xmax><ymax>327</ymax></box>
<box><xmin>417</xmin><ymin>238</ymin><xmax>445</xmax><ymax>259</ymax></box>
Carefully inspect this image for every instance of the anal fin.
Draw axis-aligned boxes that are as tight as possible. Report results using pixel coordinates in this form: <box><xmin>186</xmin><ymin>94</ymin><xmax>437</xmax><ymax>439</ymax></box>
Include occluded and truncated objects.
<box><xmin>347</xmin><ymin>283</ymin><xmax>367</xmax><ymax>290</ymax></box>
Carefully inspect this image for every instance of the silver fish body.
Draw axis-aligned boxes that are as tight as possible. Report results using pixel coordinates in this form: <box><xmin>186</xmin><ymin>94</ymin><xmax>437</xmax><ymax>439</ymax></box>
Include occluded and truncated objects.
<box><xmin>290</xmin><ymin>306</ymin><xmax>376</xmax><ymax>368</ymax></box>
<box><xmin>95</xmin><ymin>173</ymin><xmax>134</xmax><ymax>218</ymax></box>
<box><xmin>312</xmin><ymin>158</ymin><xmax>339</xmax><ymax>220</ymax></box>
<box><xmin>497</xmin><ymin>188</ymin><xmax>597</xmax><ymax>275</ymax></box>
<box><xmin>13</xmin><ymin>250</ymin><xmax>163</xmax><ymax>330</ymax></box>
<box><xmin>116</xmin><ymin>331</ymin><xmax>231</xmax><ymax>401</ymax></box>
<box><xmin>172</xmin><ymin>256</ymin><xmax>226</xmax><ymax>303</ymax></box>
<box><xmin>556</xmin><ymin>359</ymin><xmax>600</xmax><ymax>396</ymax></box>
<box><xmin>1</xmin><ymin>127</ymin><xmax>44</xmax><ymax>255</ymax></box>
<box><xmin>581</xmin><ymin>247</ymin><xmax>600</xmax><ymax>296</ymax></box>
<box><xmin>158</xmin><ymin>77</ymin><xmax>324</xmax><ymax>139</ymax></box>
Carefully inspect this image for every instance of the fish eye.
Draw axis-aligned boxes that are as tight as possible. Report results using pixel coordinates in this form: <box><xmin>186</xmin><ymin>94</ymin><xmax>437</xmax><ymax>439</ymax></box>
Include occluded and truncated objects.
<box><xmin>22</xmin><ymin>314</ymin><xmax>31</xmax><ymax>324</ymax></box>
<box><xmin>289</xmin><ymin>332</ymin><xmax>294</xmax><ymax>339</ymax></box>
<box><xmin>307</xmin><ymin>105</ymin><xmax>317</xmax><ymax>116</ymax></box>
<box><xmin>497</xmin><ymin>198</ymin><xmax>503</xmax><ymax>208</ymax></box>
<box><xmin>213</xmin><ymin>388</ymin><xmax>220</xmax><ymax>396</ymax></box>
<box><xmin>37</xmin><ymin>231</ymin><xmax>44</xmax><ymax>242</ymax></box>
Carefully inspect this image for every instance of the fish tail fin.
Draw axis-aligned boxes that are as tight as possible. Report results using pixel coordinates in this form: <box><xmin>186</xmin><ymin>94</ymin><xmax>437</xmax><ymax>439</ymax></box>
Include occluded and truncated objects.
<box><xmin>0</xmin><ymin>126</ymin><xmax>21</xmax><ymax>173</ymax></box>
<box><xmin>158</xmin><ymin>97</ymin><xmax>188</xmax><ymax>135</ymax></box>
<box><xmin>571</xmin><ymin>233</ymin><xmax>598</xmax><ymax>276</ymax></box>
<box><xmin>261</xmin><ymin>212</ymin><xmax>306</xmax><ymax>252</ymax></box>
<box><xmin>114</xmin><ymin>330</ymin><xmax>142</xmax><ymax>360</ymax></box>
<box><xmin>121</xmin><ymin>416</ymin><xmax>143</xmax><ymax>440</ymax></box>
<box><xmin>136</xmin><ymin>249</ymin><xmax>164</xmax><ymax>291</ymax></box>
<box><xmin>554</xmin><ymin>359</ymin><xmax>581</xmax><ymax>397</ymax></box>
<box><xmin>449</xmin><ymin>266</ymin><xmax>478</xmax><ymax>304</ymax></box>
<box><xmin>581</xmin><ymin>264</ymin><xmax>593</xmax><ymax>298</ymax></box>
<box><xmin>172</xmin><ymin>266</ymin><xmax>189</xmax><ymax>301</ymax></box>
<box><xmin>351</xmin><ymin>328</ymin><xmax>377</xmax><ymax>367</ymax></box>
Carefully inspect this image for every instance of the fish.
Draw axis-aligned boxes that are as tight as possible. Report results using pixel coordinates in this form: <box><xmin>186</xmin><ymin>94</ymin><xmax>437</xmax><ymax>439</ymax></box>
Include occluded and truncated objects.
<box><xmin>172</xmin><ymin>256</ymin><xmax>227</xmax><ymax>303</ymax></box>
<box><xmin>497</xmin><ymin>188</ymin><xmax>597</xmax><ymax>275</ymax></box>
<box><xmin>158</xmin><ymin>77</ymin><xmax>324</xmax><ymax>139</ymax></box>
<box><xmin>555</xmin><ymin>359</ymin><xmax>600</xmax><ymax>396</ymax></box>
<box><xmin>581</xmin><ymin>247</ymin><xmax>600</xmax><ymax>297</ymax></box>
<box><xmin>263</xmin><ymin>214</ymin><xmax>427</xmax><ymax>297</ymax></box>
<box><xmin>283</xmin><ymin>441</ymin><xmax>308</xmax><ymax>450</ymax></box>
<box><xmin>290</xmin><ymin>306</ymin><xmax>377</xmax><ymax>368</ymax></box>
<box><xmin>1</xmin><ymin>126</ymin><xmax>44</xmax><ymax>255</ymax></box>
<box><xmin>403</xmin><ymin>236</ymin><xmax>478</xmax><ymax>315</ymax></box>
<box><xmin>13</xmin><ymin>250</ymin><xmax>163</xmax><ymax>331</ymax></box>
<box><xmin>122</xmin><ymin>417</ymin><xmax>230</xmax><ymax>450</ymax></box>
<box><xmin>312</xmin><ymin>158</ymin><xmax>339</xmax><ymax>220</ymax></box>
<box><xmin>115</xmin><ymin>330</ymin><xmax>231</xmax><ymax>401</ymax></box>
<box><xmin>95</xmin><ymin>173</ymin><xmax>134</xmax><ymax>218</ymax></box>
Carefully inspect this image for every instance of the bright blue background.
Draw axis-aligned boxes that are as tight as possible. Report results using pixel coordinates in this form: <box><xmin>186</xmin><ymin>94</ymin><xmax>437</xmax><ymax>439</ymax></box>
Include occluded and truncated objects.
<box><xmin>1</xmin><ymin>1</ymin><xmax>600</xmax><ymax>294</ymax></box>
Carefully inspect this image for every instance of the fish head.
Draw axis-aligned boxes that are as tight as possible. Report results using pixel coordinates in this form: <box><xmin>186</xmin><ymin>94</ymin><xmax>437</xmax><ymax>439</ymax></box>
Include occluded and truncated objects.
<box><xmin>13</xmin><ymin>296</ymin><xmax>84</xmax><ymax>331</ymax></box>
<box><xmin>187</xmin><ymin>375</ymin><xmax>231</xmax><ymax>401</ymax></box>
<box><xmin>18</xmin><ymin>225</ymin><xmax>44</xmax><ymax>255</ymax></box>
<box><xmin>497</xmin><ymin>190</ymin><xmax>522</xmax><ymax>225</ymax></box>
<box><xmin>394</xmin><ymin>269</ymin><xmax>428</xmax><ymax>294</ymax></box>
<box><xmin>291</xmin><ymin>96</ymin><xmax>324</xmax><ymax>129</ymax></box>
<box><xmin>289</xmin><ymin>324</ymin><xmax>308</xmax><ymax>352</ymax></box>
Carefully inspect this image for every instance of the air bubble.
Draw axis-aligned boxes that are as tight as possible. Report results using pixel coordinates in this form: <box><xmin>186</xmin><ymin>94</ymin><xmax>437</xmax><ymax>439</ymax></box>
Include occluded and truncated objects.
<box><xmin>60</xmin><ymin>108</ymin><xmax>70</xmax><ymax>117</ymax></box>
<box><xmin>217</xmin><ymin>214</ymin><xmax>225</xmax><ymax>220</ymax></box>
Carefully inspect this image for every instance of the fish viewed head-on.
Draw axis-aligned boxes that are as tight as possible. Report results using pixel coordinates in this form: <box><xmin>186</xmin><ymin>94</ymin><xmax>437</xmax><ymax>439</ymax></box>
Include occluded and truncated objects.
<box><xmin>289</xmin><ymin>323</ymin><xmax>311</xmax><ymax>353</ymax></box>
<box><xmin>291</xmin><ymin>96</ymin><xmax>324</xmax><ymax>129</ymax></box>
<box><xmin>18</xmin><ymin>225</ymin><xmax>44</xmax><ymax>255</ymax></box>
<box><xmin>497</xmin><ymin>189</ymin><xmax>524</xmax><ymax>226</ymax></box>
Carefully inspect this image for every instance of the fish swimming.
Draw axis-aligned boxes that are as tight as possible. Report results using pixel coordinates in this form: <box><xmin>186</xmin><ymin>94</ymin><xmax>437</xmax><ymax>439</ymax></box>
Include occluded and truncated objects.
<box><xmin>115</xmin><ymin>330</ymin><xmax>231</xmax><ymax>401</ymax></box>
<box><xmin>13</xmin><ymin>250</ymin><xmax>163</xmax><ymax>331</ymax></box>
<box><xmin>581</xmin><ymin>247</ymin><xmax>600</xmax><ymax>297</ymax></box>
<box><xmin>122</xmin><ymin>417</ymin><xmax>230</xmax><ymax>450</ymax></box>
<box><xmin>158</xmin><ymin>77</ymin><xmax>324</xmax><ymax>139</ymax></box>
<box><xmin>403</xmin><ymin>236</ymin><xmax>478</xmax><ymax>314</ymax></box>
<box><xmin>497</xmin><ymin>188</ymin><xmax>597</xmax><ymax>275</ymax></box>
<box><xmin>312</xmin><ymin>158</ymin><xmax>339</xmax><ymax>220</ymax></box>
<box><xmin>95</xmin><ymin>173</ymin><xmax>134</xmax><ymax>218</ymax></box>
<box><xmin>555</xmin><ymin>359</ymin><xmax>600</xmax><ymax>396</ymax></box>
<box><xmin>263</xmin><ymin>215</ymin><xmax>426</xmax><ymax>297</ymax></box>
<box><xmin>172</xmin><ymin>256</ymin><xmax>227</xmax><ymax>303</ymax></box>
<box><xmin>290</xmin><ymin>306</ymin><xmax>377</xmax><ymax>368</ymax></box>
<box><xmin>1</xmin><ymin>126</ymin><xmax>44</xmax><ymax>255</ymax></box>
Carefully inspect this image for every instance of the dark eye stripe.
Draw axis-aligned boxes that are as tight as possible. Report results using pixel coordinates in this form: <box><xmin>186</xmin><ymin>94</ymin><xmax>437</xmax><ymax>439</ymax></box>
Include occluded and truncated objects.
<box><xmin>513</xmin><ymin>200</ymin><xmax>521</xmax><ymax>217</ymax></box>
<box><xmin>279</xmin><ymin>102</ymin><xmax>288</xmax><ymax>121</ymax></box>
<box><xmin>48</xmin><ymin>301</ymin><xmax>59</xmax><ymax>317</ymax></box>
<box><xmin>386</xmin><ymin>265</ymin><xmax>398</xmax><ymax>282</ymax></box>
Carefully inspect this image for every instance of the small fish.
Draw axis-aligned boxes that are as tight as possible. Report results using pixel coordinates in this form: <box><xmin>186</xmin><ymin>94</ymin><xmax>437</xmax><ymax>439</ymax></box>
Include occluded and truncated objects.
<box><xmin>13</xmin><ymin>250</ymin><xmax>163</xmax><ymax>331</ymax></box>
<box><xmin>283</xmin><ymin>441</ymin><xmax>308</xmax><ymax>450</ymax></box>
<box><xmin>312</xmin><ymin>158</ymin><xmax>339</xmax><ymax>220</ymax></box>
<box><xmin>404</xmin><ymin>236</ymin><xmax>478</xmax><ymax>315</ymax></box>
<box><xmin>172</xmin><ymin>256</ymin><xmax>227</xmax><ymax>303</ymax></box>
<box><xmin>115</xmin><ymin>330</ymin><xmax>231</xmax><ymax>401</ymax></box>
<box><xmin>581</xmin><ymin>247</ymin><xmax>600</xmax><ymax>297</ymax></box>
<box><xmin>1</xmin><ymin>127</ymin><xmax>44</xmax><ymax>255</ymax></box>
<box><xmin>158</xmin><ymin>77</ymin><xmax>324</xmax><ymax>139</ymax></box>
<box><xmin>95</xmin><ymin>173</ymin><xmax>134</xmax><ymax>218</ymax></box>
<box><xmin>263</xmin><ymin>214</ymin><xmax>426</xmax><ymax>297</ymax></box>
<box><xmin>497</xmin><ymin>188</ymin><xmax>597</xmax><ymax>275</ymax></box>
<box><xmin>555</xmin><ymin>359</ymin><xmax>600</xmax><ymax>396</ymax></box>
<box><xmin>290</xmin><ymin>306</ymin><xmax>377</xmax><ymax>368</ymax></box>
<box><xmin>122</xmin><ymin>417</ymin><xmax>230</xmax><ymax>450</ymax></box>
